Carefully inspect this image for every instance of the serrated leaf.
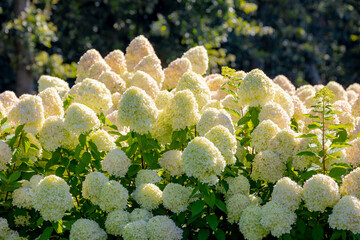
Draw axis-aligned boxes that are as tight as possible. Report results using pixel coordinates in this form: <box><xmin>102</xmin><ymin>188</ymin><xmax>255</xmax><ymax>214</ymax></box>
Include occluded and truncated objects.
<box><xmin>191</xmin><ymin>200</ymin><xmax>205</xmax><ymax>217</ymax></box>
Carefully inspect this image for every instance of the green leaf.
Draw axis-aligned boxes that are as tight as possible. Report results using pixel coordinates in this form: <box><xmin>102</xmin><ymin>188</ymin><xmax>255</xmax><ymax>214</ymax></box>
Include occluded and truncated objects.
<box><xmin>297</xmin><ymin>218</ymin><xmax>306</xmax><ymax>234</ymax></box>
<box><xmin>237</xmin><ymin>115</ymin><xmax>251</xmax><ymax>126</ymax></box>
<box><xmin>36</xmin><ymin>217</ymin><xmax>44</xmax><ymax>227</ymax></box>
<box><xmin>75</xmin><ymin>152</ymin><xmax>91</xmax><ymax>174</ymax></box>
<box><xmin>330</xmin><ymin>230</ymin><xmax>343</xmax><ymax>240</ymax></box>
<box><xmin>300</xmin><ymin>170</ymin><xmax>317</xmax><ymax>181</ymax></box>
<box><xmin>52</xmin><ymin>220</ymin><xmax>63</xmax><ymax>234</ymax></box>
<box><xmin>9</xmin><ymin>171</ymin><xmax>21</xmax><ymax>182</ymax></box>
<box><xmin>198</xmin><ymin>229</ymin><xmax>210</xmax><ymax>240</ymax></box>
<box><xmin>191</xmin><ymin>200</ymin><xmax>205</xmax><ymax>217</ymax></box>
<box><xmin>312</xmin><ymin>224</ymin><xmax>324</xmax><ymax>240</ymax></box>
<box><xmin>215</xmin><ymin>229</ymin><xmax>226</xmax><ymax>240</ymax></box>
<box><xmin>0</xmin><ymin>172</ymin><xmax>8</xmax><ymax>183</ymax></box>
<box><xmin>206</xmin><ymin>215</ymin><xmax>218</xmax><ymax>231</ymax></box>
<box><xmin>55</xmin><ymin>167</ymin><xmax>65</xmax><ymax>177</ymax></box>
<box><xmin>127</xmin><ymin>165</ymin><xmax>141</xmax><ymax>177</ymax></box>
<box><xmin>329</xmin><ymin>167</ymin><xmax>347</xmax><ymax>178</ymax></box>
<box><xmin>297</xmin><ymin>133</ymin><xmax>317</xmax><ymax>138</ymax></box>
<box><xmin>14</xmin><ymin>124</ymin><xmax>24</xmax><ymax>137</ymax></box>
<box><xmin>327</xmin><ymin>147</ymin><xmax>345</xmax><ymax>155</ymax></box>
<box><xmin>45</xmin><ymin>151</ymin><xmax>60</xmax><ymax>171</ymax></box>
<box><xmin>223</xmin><ymin>107</ymin><xmax>241</xmax><ymax>118</ymax></box>
<box><xmin>204</xmin><ymin>191</ymin><xmax>216</xmax><ymax>208</ymax></box>
<box><xmin>79</xmin><ymin>134</ymin><xmax>87</xmax><ymax>147</ymax></box>
<box><xmin>215</xmin><ymin>199</ymin><xmax>227</xmax><ymax>213</ymax></box>
<box><xmin>38</xmin><ymin>227</ymin><xmax>53</xmax><ymax>240</ymax></box>
<box><xmin>296</xmin><ymin>151</ymin><xmax>317</xmax><ymax>157</ymax></box>
<box><xmin>1</xmin><ymin>117</ymin><xmax>7</xmax><ymax>125</ymax></box>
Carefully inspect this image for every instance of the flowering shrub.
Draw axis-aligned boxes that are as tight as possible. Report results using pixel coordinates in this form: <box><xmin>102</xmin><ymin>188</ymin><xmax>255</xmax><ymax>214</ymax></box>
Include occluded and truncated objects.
<box><xmin>0</xmin><ymin>35</ymin><xmax>360</xmax><ymax>240</ymax></box>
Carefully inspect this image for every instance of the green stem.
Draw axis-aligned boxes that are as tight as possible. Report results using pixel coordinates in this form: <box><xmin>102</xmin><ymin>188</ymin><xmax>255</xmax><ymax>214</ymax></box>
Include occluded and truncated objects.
<box><xmin>322</xmin><ymin>99</ymin><xmax>326</xmax><ymax>174</ymax></box>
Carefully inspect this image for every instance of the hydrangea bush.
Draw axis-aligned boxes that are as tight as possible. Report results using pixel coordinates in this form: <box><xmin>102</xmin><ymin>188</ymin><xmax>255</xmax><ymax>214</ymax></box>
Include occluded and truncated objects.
<box><xmin>0</xmin><ymin>35</ymin><xmax>360</xmax><ymax>240</ymax></box>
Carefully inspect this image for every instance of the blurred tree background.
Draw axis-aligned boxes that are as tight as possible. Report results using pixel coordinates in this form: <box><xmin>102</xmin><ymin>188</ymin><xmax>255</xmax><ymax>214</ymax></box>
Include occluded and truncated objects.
<box><xmin>0</xmin><ymin>0</ymin><xmax>359</xmax><ymax>95</ymax></box>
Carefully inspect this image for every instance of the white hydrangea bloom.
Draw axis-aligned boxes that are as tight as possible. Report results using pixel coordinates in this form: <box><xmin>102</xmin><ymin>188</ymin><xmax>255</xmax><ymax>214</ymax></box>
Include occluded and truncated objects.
<box><xmin>14</xmin><ymin>215</ymin><xmax>31</xmax><ymax>227</ymax></box>
<box><xmin>251</xmin><ymin>150</ymin><xmax>286</xmax><ymax>183</ymax></box>
<box><xmin>158</xmin><ymin>150</ymin><xmax>183</xmax><ymax>176</ymax></box>
<box><xmin>327</xmin><ymin>81</ymin><xmax>348</xmax><ymax>102</ymax></box>
<box><xmin>296</xmin><ymin>85</ymin><xmax>315</xmax><ymax>102</ymax></box>
<box><xmin>134</xmin><ymin>54</ymin><xmax>164</xmax><ymax>87</ymax></box>
<box><xmin>182</xmin><ymin>46</ymin><xmax>208</xmax><ymax>75</ymax></box>
<box><xmin>122</xmin><ymin>220</ymin><xmax>148</xmax><ymax>240</ymax></box>
<box><xmin>135</xmin><ymin>170</ymin><xmax>162</xmax><ymax>187</ymax></box>
<box><xmin>347</xmin><ymin>83</ymin><xmax>360</xmax><ymax>95</ymax></box>
<box><xmin>12</xmin><ymin>186</ymin><xmax>34</xmax><ymax>209</ymax></box>
<box><xmin>146</xmin><ymin>215</ymin><xmax>183</xmax><ymax>240</ymax></box>
<box><xmin>19</xmin><ymin>133</ymin><xmax>42</xmax><ymax>162</ymax></box>
<box><xmin>99</xmin><ymin>180</ymin><xmax>129</xmax><ymax>212</ymax></box>
<box><xmin>38</xmin><ymin>87</ymin><xmax>64</xmax><ymax>118</ymax></box>
<box><xmin>166</xmin><ymin>90</ymin><xmax>200</xmax><ymax>130</ymax></box>
<box><xmin>269</xmin><ymin>128</ymin><xmax>299</xmax><ymax>162</ymax></box>
<box><xmin>197</xmin><ymin>107</ymin><xmax>234</xmax><ymax>136</ymax></box>
<box><xmin>200</xmin><ymin>100</ymin><xmax>222</xmax><ymax>114</ymax></box>
<box><xmin>352</xmin><ymin>97</ymin><xmax>360</xmax><ymax>117</ymax></box>
<box><xmin>163</xmin><ymin>57</ymin><xmax>192</xmax><ymax>90</ymax></box>
<box><xmin>273</xmin><ymin>86</ymin><xmax>294</xmax><ymax>118</ymax></box>
<box><xmin>0</xmin><ymin>140</ymin><xmax>12</xmax><ymax>171</ymax></box>
<box><xmin>163</xmin><ymin>183</ymin><xmax>193</xmax><ymax>213</ymax></box>
<box><xmin>64</xmin><ymin>103</ymin><xmax>100</xmax><ymax>135</ymax></box>
<box><xmin>132</xmin><ymin>183</ymin><xmax>163</xmax><ymax>211</ymax></box>
<box><xmin>89</xmin><ymin>130</ymin><xmax>116</xmax><ymax>152</ymax></box>
<box><xmin>291</xmin><ymin>95</ymin><xmax>308</xmax><ymax>122</ymax></box>
<box><xmin>302</xmin><ymin>174</ymin><xmax>340</xmax><ymax>212</ymax></box>
<box><xmin>273</xmin><ymin>75</ymin><xmax>295</xmax><ymax>95</ymax></box>
<box><xmin>259</xmin><ymin>102</ymin><xmax>290</xmax><ymax>129</ymax></box>
<box><xmin>39</xmin><ymin>116</ymin><xmax>66</xmax><ymax>152</ymax></box>
<box><xmin>226</xmin><ymin>175</ymin><xmax>250</xmax><ymax>198</ymax></box>
<box><xmin>205</xmin><ymin>73</ymin><xmax>226</xmax><ymax>91</ymax></box>
<box><xmin>204</xmin><ymin>125</ymin><xmax>237</xmax><ymax>165</ymax></box>
<box><xmin>346</xmin><ymin>138</ymin><xmax>360</xmax><ymax>166</ymax></box>
<box><xmin>226</xmin><ymin>193</ymin><xmax>251</xmax><ymax>224</ymax></box>
<box><xmin>272</xmin><ymin>177</ymin><xmax>303</xmax><ymax>211</ymax></box>
<box><xmin>73</xmin><ymin>78</ymin><xmax>113</xmax><ymax>114</ymax></box>
<box><xmin>251</xmin><ymin>120</ymin><xmax>280</xmax><ymax>152</ymax></box>
<box><xmin>29</xmin><ymin>174</ymin><xmax>44</xmax><ymax>189</ymax></box>
<box><xmin>0</xmin><ymin>91</ymin><xmax>18</xmax><ymax>116</ymax></box>
<box><xmin>221</xmin><ymin>95</ymin><xmax>241</xmax><ymax>122</ymax></box>
<box><xmin>125</xmin><ymin>35</ymin><xmax>155</xmax><ymax>72</ymax></box>
<box><xmin>104</xmin><ymin>49</ymin><xmax>127</xmax><ymax>77</ymax></box>
<box><xmin>82</xmin><ymin>171</ymin><xmax>109</xmax><ymax>205</ymax></box>
<box><xmin>328</xmin><ymin>195</ymin><xmax>360</xmax><ymax>234</ymax></box>
<box><xmin>129</xmin><ymin>208</ymin><xmax>153</xmax><ymax>222</ymax></box>
<box><xmin>237</xmin><ymin>69</ymin><xmax>275</xmax><ymax>107</ymax></box>
<box><xmin>76</xmin><ymin>49</ymin><xmax>103</xmax><ymax>83</ymax></box>
<box><xmin>38</xmin><ymin>75</ymin><xmax>69</xmax><ymax>98</ymax></box>
<box><xmin>88</xmin><ymin>60</ymin><xmax>111</xmax><ymax>80</ymax></box>
<box><xmin>182</xmin><ymin>137</ymin><xmax>226</xmax><ymax>185</ymax></box>
<box><xmin>347</xmin><ymin>90</ymin><xmax>358</xmax><ymax>106</ymax></box>
<box><xmin>105</xmin><ymin>209</ymin><xmax>129</xmax><ymax>236</ymax></box>
<box><xmin>98</xmin><ymin>71</ymin><xmax>126</xmax><ymax>94</ymax></box>
<box><xmin>129</xmin><ymin>70</ymin><xmax>160</xmax><ymax>99</ymax></box>
<box><xmin>117</xmin><ymin>86</ymin><xmax>158</xmax><ymax>135</ymax></box>
<box><xmin>70</xmin><ymin>218</ymin><xmax>107</xmax><ymax>240</ymax></box>
<box><xmin>174</xmin><ymin>71</ymin><xmax>211</xmax><ymax>110</ymax></box>
<box><xmin>0</xmin><ymin>217</ymin><xmax>9</xmax><ymax>238</ymax></box>
<box><xmin>155</xmin><ymin>90</ymin><xmax>173</xmax><ymax>110</ymax></box>
<box><xmin>150</xmin><ymin>109</ymin><xmax>173</xmax><ymax>145</ymax></box>
<box><xmin>293</xmin><ymin>137</ymin><xmax>321</xmax><ymax>170</ymax></box>
<box><xmin>340</xmin><ymin>168</ymin><xmax>360</xmax><ymax>198</ymax></box>
<box><xmin>239</xmin><ymin>205</ymin><xmax>269</xmax><ymax>240</ymax></box>
<box><xmin>7</xmin><ymin>94</ymin><xmax>44</xmax><ymax>134</ymax></box>
<box><xmin>260</xmin><ymin>201</ymin><xmax>296</xmax><ymax>238</ymax></box>
<box><xmin>33</xmin><ymin>175</ymin><xmax>74</xmax><ymax>222</ymax></box>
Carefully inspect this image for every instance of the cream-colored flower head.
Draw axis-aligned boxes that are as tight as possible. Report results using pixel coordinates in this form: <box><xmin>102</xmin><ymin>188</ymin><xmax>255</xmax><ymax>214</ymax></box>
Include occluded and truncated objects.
<box><xmin>117</xmin><ymin>86</ymin><xmax>158</xmax><ymax>134</ymax></box>
<box><xmin>293</xmin><ymin>136</ymin><xmax>321</xmax><ymax>170</ymax></box>
<box><xmin>296</xmin><ymin>85</ymin><xmax>315</xmax><ymax>102</ymax></box>
<box><xmin>200</xmin><ymin>99</ymin><xmax>222</xmax><ymax>114</ymax></box>
<box><xmin>19</xmin><ymin>132</ymin><xmax>42</xmax><ymax>162</ymax></box>
<box><xmin>146</xmin><ymin>215</ymin><xmax>183</xmax><ymax>240</ymax></box>
<box><xmin>73</xmin><ymin>78</ymin><xmax>113</xmax><ymax>114</ymax></box>
<box><xmin>70</xmin><ymin>218</ymin><xmax>107</xmax><ymax>240</ymax></box>
<box><xmin>237</xmin><ymin>69</ymin><xmax>275</xmax><ymax>107</ymax></box>
<box><xmin>105</xmin><ymin>209</ymin><xmax>129</xmax><ymax>236</ymax></box>
<box><xmin>12</xmin><ymin>185</ymin><xmax>34</xmax><ymax>209</ymax></box>
<box><xmin>205</xmin><ymin>125</ymin><xmax>237</xmax><ymax>165</ymax></box>
<box><xmin>159</xmin><ymin>150</ymin><xmax>183</xmax><ymax>176</ymax></box>
<box><xmin>239</xmin><ymin>205</ymin><xmax>269</xmax><ymax>240</ymax></box>
<box><xmin>122</xmin><ymin>220</ymin><xmax>148</xmax><ymax>240</ymax></box>
<box><xmin>197</xmin><ymin>107</ymin><xmax>234</xmax><ymax>136</ymax></box>
<box><xmin>122</xmin><ymin>71</ymin><xmax>134</xmax><ymax>86</ymax></box>
<box><xmin>269</xmin><ymin>128</ymin><xmax>299</xmax><ymax>162</ymax></box>
<box><xmin>135</xmin><ymin>169</ymin><xmax>162</xmax><ymax>186</ymax></box>
<box><xmin>163</xmin><ymin>183</ymin><xmax>194</xmax><ymax>213</ymax></box>
<box><xmin>88</xmin><ymin>60</ymin><xmax>111</xmax><ymax>80</ymax></box>
<box><xmin>182</xmin><ymin>46</ymin><xmax>208</xmax><ymax>75</ymax></box>
<box><xmin>273</xmin><ymin>85</ymin><xmax>294</xmax><ymax>118</ymax></box>
<box><xmin>174</xmin><ymin>71</ymin><xmax>211</xmax><ymax>110</ymax></box>
<box><xmin>134</xmin><ymin>54</ymin><xmax>164</xmax><ymax>87</ymax></box>
<box><xmin>205</xmin><ymin>73</ymin><xmax>226</xmax><ymax>91</ymax></box>
<box><xmin>226</xmin><ymin>193</ymin><xmax>251</xmax><ymax>223</ymax></box>
<box><xmin>251</xmin><ymin>150</ymin><xmax>285</xmax><ymax>183</ymax></box>
<box><xmin>129</xmin><ymin>70</ymin><xmax>160</xmax><ymax>99</ymax></box>
<box><xmin>340</xmin><ymin>168</ymin><xmax>360</xmax><ymax>198</ymax></box>
<box><xmin>33</xmin><ymin>175</ymin><xmax>74</xmax><ymax>222</ymax></box>
<box><xmin>182</xmin><ymin>137</ymin><xmax>226</xmax><ymax>185</ymax></box>
<box><xmin>125</xmin><ymin>35</ymin><xmax>155</xmax><ymax>72</ymax></box>
<box><xmin>273</xmin><ymin>75</ymin><xmax>295</xmax><ymax>95</ymax></box>
<box><xmin>76</xmin><ymin>49</ymin><xmax>103</xmax><ymax>83</ymax></box>
<box><xmin>129</xmin><ymin>208</ymin><xmax>153</xmax><ymax>222</ymax></box>
<box><xmin>98</xmin><ymin>71</ymin><xmax>126</xmax><ymax>94</ymax></box>
<box><xmin>8</xmin><ymin>94</ymin><xmax>44</xmax><ymax>134</ymax></box>
<box><xmin>221</xmin><ymin>95</ymin><xmax>241</xmax><ymax>122</ymax></box>
<box><xmin>39</xmin><ymin>116</ymin><xmax>66</xmax><ymax>152</ymax></box>
<box><xmin>14</xmin><ymin>214</ymin><xmax>31</xmax><ymax>227</ymax></box>
<box><xmin>259</xmin><ymin>102</ymin><xmax>291</xmax><ymax>129</ymax></box>
<box><xmin>38</xmin><ymin>87</ymin><xmax>64</xmax><ymax>118</ymax></box>
<box><xmin>163</xmin><ymin>57</ymin><xmax>192</xmax><ymax>90</ymax></box>
<box><xmin>251</xmin><ymin>120</ymin><xmax>280</xmax><ymax>152</ymax></box>
<box><xmin>155</xmin><ymin>90</ymin><xmax>173</xmax><ymax>110</ymax></box>
<box><xmin>291</xmin><ymin>95</ymin><xmax>308</xmax><ymax>121</ymax></box>
<box><xmin>0</xmin><ymin>91</ymin><xmax>18</xmax><ymax>116</ymax></box>
<box><xmin>326</xmin><ymin>81</ymin><xmax>347</xmax><ymax>102</ymax></box>
<box><xmin>260</xmin><ymin>200</ymin><xmax>296</xmax><ymax>238</ymax></box>
<box><xmin>132</xmin><ymin>183</ymin><xmax>163</xmax><ymax>211</ymax></box>
<box><xmin>352</xmin><ymin>97</ymin><xmax>360</xmax><ymax>117</ymax></box>
<box><xmin>302</xmin><ymin>174</ymin><xmax>340</xmax><ymax>212</ymax></box>
<box><xmin>89</xmin><ymin>129</ymin><xmax>116</xmax><ymax>152</ymax></box>
<box><xmin>166</xmin><ymin>89</ymin><xmax>200</xmax><ymax>130</ymax></box>
<box><xmin>347</xmin><ymin>90</ymin><xmax>359</xmax><ymax>106</ymax></box>
<box><xmin>38</xmin><ymin>75</ymin><xmax>70</xmax><ymax>98</ymax></box>
<box><xmin>272</xmin><ymin>177</ymin><xmax>303</xmax><ymax>211</ymax></box>
<box><xmin>99</xmin><ymin>180</ymin><xmax>129</xmax><ymax>212</ymax></box>
<box><xmin>64</xmin><ymin>103</ymin><xmax>100</xmax><ymax>135</ymax></box>
<box><xmin>225</xmin><ymin>175</ymin><xmax>250</xmax><ymax>198</ymax></box>
<box><xmin>104</xmin><ymin>49</ymin><xmax>127</xmax><ymax>76</ymax></box>
<box><xmin>346</xmin><ymin>138</ymin><xmax>360</xmax><ymax>166</ymax></box>
<box><xmin>0</xmin><ymin>140</ymin><xmax>12</xmax><ymax>171</ymax></box>
<box><xmin>347</xmin><ymin>83</ymin><xmax>360</xmax><ymax>95</ymax></box>
<box><xmin>328</xmin><ymin>195</ymin><xmax>360</xmax><ymax>234</ymax></box>
<box><xmin>0</xmin><ymin>217</ymin><xmax>9</xmax><ymax>238</ymax></box>
<box><xmin>150</xmin><ymin>109</ymin><xmax>173</xmax><ymax>144</ymax></box>
<box><xmin>82</xmin><ymin>171</ymin><xmax>109</xmax><ymax>205</ymax></box>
